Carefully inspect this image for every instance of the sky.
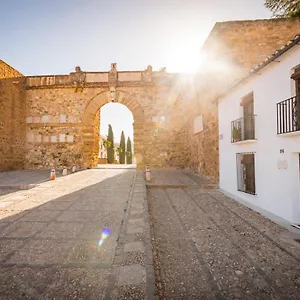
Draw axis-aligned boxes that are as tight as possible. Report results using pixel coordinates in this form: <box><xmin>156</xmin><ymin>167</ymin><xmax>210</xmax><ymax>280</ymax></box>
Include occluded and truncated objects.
<box><xmin>0</xmin><ymin>0</ymin><xmax>271</xmax><ymax>144</ymax></box>
<box><xmin>100</xmin><ymin>103</ymin><xmax>133</xmax><ymax>143</ymax></box>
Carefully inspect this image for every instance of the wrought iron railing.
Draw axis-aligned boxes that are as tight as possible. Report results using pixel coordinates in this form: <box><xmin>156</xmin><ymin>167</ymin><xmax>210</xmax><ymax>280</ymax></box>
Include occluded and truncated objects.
<box><xmin>231</xmin><ymin>115</ymin><xmax>256</xmax><ymax>143</ymax></box>
<box><xmin>277</xmin><ymin>95</ymin><xmax>300</xmax><ymax>134</ymax></box>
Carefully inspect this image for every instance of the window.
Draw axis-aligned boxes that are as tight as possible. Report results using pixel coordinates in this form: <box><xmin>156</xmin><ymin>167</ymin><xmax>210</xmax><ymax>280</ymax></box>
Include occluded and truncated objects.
<box><xmin>241</xmin><ymin>93</ymin><xmax>255</xmax><ymax>140</ymax></box>
<box><xmin>236</xmin><ymin>153</ymin><xmax>256</xmax><ymax>195</ymax></box>
<box><xmin>231</xmin><ymin>93</ymin><xmax>256</xmax><ymax>142</ymax></box>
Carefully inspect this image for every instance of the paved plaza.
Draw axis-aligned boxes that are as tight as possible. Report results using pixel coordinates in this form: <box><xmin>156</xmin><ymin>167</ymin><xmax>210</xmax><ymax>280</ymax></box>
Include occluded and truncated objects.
<box><xmin>0</xmin><ymin>169</ymin><xmax>154</xmax><ymax>299</ymax></box>
<box><xmin>148</xmin><ymin>169</ymin><xmax>300</xmax><ymax>299</ymax></box>
<box><xmin>0</xmin><ymin>168</ymin><xmax>300</xmax><ymax>299</ymax></box>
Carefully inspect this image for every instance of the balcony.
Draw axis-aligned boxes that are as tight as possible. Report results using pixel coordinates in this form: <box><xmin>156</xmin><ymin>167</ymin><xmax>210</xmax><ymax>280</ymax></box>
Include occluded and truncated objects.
<box><xmin>231</xmin><ymin>115</ymin><xmax>256</xmax><ymax>143</ymax></box>
<box><xmin>277</xmin><ymin>95</ymin><xmax>300</xmax><ymax>135</ymax></box>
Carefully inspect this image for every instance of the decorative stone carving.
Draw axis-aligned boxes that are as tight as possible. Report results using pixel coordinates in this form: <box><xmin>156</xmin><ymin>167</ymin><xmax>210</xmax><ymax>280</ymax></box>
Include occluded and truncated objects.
<box><xmin>109</xmin><ymin>63</ymin><xmax>117</xmax><ymax>83</ymax></box>
<box><xmin>59</xmin><ymin>114</ymin><xmax>66</xmax><ymax>123</ymax></box>
<box><xmin>26</xmin><ymin>116</ymin><xmax>33</xmax><ymax>123</ymax></box>
<box><xmin>111</xmin><ymin>63</ymin><xmax>117</xmax><ymax>72</ymax></box>
<box><xmin>109</xmin><ymin>86</ymin><xmax>118</xmax><ymax>102</ymax></box>
<box><xmin>59</xmin><ymin>134</ymin><xmax>66</xmax><ymax>142</ymax></box>
<box><xmin>70</xmin><ymin>66</ymin><xmax>86</xmax><ymax>85</ymax></box>
<box><xmin>143</xmin><ymin>65</ymin><xmax>152</xmax><ymax>82</ymax></box>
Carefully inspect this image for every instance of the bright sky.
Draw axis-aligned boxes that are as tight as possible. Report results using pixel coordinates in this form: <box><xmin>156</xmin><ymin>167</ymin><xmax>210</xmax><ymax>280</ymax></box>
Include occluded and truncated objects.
<box><xmin>0</xmin><ymin>0</ymin><xmax>271</xmax><ymax>145</ymax></box>
<box><xmin>100</xmin><ymin>103</ymin><xmax>133</xmax><ymax>143</ymax></box>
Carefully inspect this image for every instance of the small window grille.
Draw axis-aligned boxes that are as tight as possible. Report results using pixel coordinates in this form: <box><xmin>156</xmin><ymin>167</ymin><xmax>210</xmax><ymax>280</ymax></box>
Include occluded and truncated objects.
<box><xmin>236</xmin><ymin>153</ymin><xmax>256</xmax><ymax>195</ymax></box>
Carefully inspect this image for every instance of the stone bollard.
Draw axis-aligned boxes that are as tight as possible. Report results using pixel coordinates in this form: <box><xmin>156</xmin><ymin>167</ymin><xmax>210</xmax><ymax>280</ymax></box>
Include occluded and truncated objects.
<box><xmin>50</xmin><ymin>168</ymin><xmax>56</xmax><ymax>180</ymax></box>
<box><xmin>62</xmin><ymin>168</ymin><xmax>68</xmax><ymax>176</ymax></box>
<box><xmin>72</xmin><ymin>165</ymin><xmax>76</xmax><ymax>173</ymax></box>
<box><xmin>145</xmin><ymin>165</ymin><xmax>151</xmax><ymax>181</ymax></box>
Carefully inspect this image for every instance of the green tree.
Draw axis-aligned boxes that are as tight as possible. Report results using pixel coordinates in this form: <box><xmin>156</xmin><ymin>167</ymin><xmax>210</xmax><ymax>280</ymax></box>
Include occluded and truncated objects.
<box><xmin>116</xmin><ymin>147</ymin><xmax>122</xmax><ymax>164</ymax></box>
<box><xmin>119</xmin><ymin>131</ymin><xmax>126</xmax><ymax>164</ymax></box>
<box><xmin>126</xmin><ymin>137</ymin><xmax>133</xmax><ymax>164</ymax></box>
<box><xmin>103</xmin><ymin>138</ymin><xmax>111</xmax><ymax>150</ymax></box>
<box><xmin>107</xmin><ymin>124</ymin><xmax>114</xmax><ymax>164</ymax></box>
<box><xmin>265</xmin><ymin>0</ymin><xmax>300</xmax><ymax>17</ymax></box>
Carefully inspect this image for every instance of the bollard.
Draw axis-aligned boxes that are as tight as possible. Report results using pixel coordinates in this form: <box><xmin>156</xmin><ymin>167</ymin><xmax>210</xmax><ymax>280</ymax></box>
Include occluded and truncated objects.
<box><xmin>62</xmin><ymin>168</ymin><xmax>68</xmax><ymax>176</ymax></box>
<box><xmin>145</xmin><ymin>165</ymin><xmax>151</xmax><ymax>181</ymax></box>
<box><xmin>50</xmin><ymin>168</ymin><xmax>56</xmax><ymax>180</ymax></box>
<box><xmin>72</xmin><ymin>165</ymin><xmax>76</xmax><ymax>173</ymax></box>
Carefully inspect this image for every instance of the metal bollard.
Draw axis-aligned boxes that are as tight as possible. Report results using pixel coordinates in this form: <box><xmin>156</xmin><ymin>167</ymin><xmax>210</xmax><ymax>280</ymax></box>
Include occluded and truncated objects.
<box><xmin>72</xmin><ymin>165</ymin><xmax>76</xmax><ymax>173</ymax></box>
<box><xmin>145</xmin><ymin>165</ymin><xmax>151</xmax><ymax>181</ymax></box>
<box><xmin>50</xmin><ymin>168</ymin><xmax>56</xmax><ymax>180</ymax></box>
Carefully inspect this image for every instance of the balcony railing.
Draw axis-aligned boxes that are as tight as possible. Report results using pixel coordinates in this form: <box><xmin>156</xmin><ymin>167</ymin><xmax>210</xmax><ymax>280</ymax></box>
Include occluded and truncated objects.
<box><xmin>277</xmin><ymin>95</ymin><xmax>300</xmax><ymax>134</ymax></box>
<box><xmin>231</xmin><ymin>115</ymin><xmax>256</xmax><ymax>143</ymax></box>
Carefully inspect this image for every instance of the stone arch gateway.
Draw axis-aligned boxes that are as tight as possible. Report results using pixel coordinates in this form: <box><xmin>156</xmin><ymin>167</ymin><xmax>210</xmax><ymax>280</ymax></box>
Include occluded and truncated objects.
<box><xmin>83</xmin><ymin>90</ymin><xmax>145</xmax><ymax>167</ymax></box>
<box><xmin>20</xmin><ymin>64</ymin><xmax>188</xmax><ymax>170</ymax></box>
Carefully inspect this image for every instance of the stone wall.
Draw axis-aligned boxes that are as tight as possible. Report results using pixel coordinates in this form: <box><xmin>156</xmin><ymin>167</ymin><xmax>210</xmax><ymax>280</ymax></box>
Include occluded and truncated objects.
<box><xmin>24</xmin><ymin>72</ymin><xmax>188</xmax><ymax>170</ymax></box>
<box><xmin>0</xmin><ymin>78</ymin><xmax>26</xmax><ymax>170</ymax></box>
<box><xmin>25</xmin><ymin>87</ymin><xmax>103</xmax><ymax>169</ymax></box>
<box><xmin>184</xmin><ymin>17</ymin><xmax>300</xmax><ymax>183</ymax></box>
<box><xmin>92</xmin><ymin>110</ymin><xmax>100</xmax><ymax>167</ymax></box>
<box><xmin>203</xmin><ymin>18</ymin><xmax>300</xmax><ymax>71</ymax></box>
<box><xmin>0</xmin><ymin>60</ymin><xmax>23</xmax><ymax>79</ymax></box>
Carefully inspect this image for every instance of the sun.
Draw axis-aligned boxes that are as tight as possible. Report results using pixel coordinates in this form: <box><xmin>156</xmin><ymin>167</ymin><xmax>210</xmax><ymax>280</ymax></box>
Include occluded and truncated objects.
<box><xmin>166</xmin><ymin>41</ymin><xmax>206</xmax><ymax>73</ymax></box>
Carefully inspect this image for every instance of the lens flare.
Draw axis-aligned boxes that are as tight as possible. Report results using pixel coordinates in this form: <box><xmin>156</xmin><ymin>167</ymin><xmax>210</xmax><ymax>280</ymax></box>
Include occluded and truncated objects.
<box><xmin>98</xmin><ymin>227</ymin><xmax>111</xmax><ymax>247</ymax></box>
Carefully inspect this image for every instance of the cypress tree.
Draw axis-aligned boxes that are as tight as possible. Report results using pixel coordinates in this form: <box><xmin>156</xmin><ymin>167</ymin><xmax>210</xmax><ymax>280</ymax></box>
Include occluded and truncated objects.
<box><xmin>107</xmin><ymin>124</ymin><xmax>114</xmax><ymax>164</ymax></box>
<box><xmin>126</xmin><ymin>137</ymin><xmax>132</xmax><ymax>164</ymax></box>
<box><xmin>119</xmin><ymin>131</ymin><xmax>126</xmax><ymax>164</ymax></box>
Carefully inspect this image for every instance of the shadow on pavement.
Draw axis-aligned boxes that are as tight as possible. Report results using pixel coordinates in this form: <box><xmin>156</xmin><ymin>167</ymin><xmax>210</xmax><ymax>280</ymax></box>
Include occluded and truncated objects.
<box><xmin>0</xmin><ymin>169</ymin><xmax>68</xmax><ymax>196</ymax></box>
<box><xmin>0</xmin><ymin>170</ymin><xmax>134</xmax><ymax>299</ymax></box>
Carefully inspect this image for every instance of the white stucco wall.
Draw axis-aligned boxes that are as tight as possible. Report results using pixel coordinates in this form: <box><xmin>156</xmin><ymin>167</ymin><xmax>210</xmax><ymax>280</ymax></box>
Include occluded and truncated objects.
<box><xmin>218</xmin><ymin>45</ymin><xmax>300</xmax><ymax>223</ymax></box>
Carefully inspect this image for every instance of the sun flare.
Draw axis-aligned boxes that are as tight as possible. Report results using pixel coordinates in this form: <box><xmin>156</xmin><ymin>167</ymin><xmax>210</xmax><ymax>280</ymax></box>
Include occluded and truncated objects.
<box><xmin>166</xmin><ymin>41</ymin><xmax>206</xmax><ymax>73</ymax></box>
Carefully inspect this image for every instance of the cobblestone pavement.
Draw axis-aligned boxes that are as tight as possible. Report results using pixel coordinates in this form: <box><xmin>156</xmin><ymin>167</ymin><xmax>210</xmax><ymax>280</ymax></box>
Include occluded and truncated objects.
<box><xmin>0</xmin><ymin>169</ymin><xmax>154</xmax><ymax>299</ymax></box>
<box><xmin>148</xmin><ymin>169</ymin><xmax>300</xmax><ymax>300</ymax></box>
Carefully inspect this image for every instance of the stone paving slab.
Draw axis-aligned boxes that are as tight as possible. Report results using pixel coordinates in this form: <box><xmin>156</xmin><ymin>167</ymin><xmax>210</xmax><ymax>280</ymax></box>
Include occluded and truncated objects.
<box><xmin>149</xmin><ymin>169</ymin><xmax>300</xmax><ymax>299</ymax></box>
<box><xmin>0</xmin><ymin>169</ymin><xmax>155</xmax><ymax>299</ymax></box>
<box><xmin>0</xmin><ymin>169</ymin><xmax>63</xmax><ymax>188</ymax></box>
<box><xmin>146</xmin><ymin>168</ymin><xmax>198</xmax><ymax>188</ymax></box>
<box><xmin>124</xmin><ymin>241</ymin><xmax>145</xmax><ymax>253</ymax></box>
<box><xmin>117</xmin><ymin>264</ymin><xmax>146</xmax><ymax>286</ymax></box>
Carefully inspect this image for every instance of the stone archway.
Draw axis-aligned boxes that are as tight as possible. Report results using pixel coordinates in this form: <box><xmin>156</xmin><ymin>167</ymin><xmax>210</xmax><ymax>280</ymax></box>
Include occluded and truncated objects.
<box><xmin>22</xmin><ymin>66</ymin><xmax>188</xmax><ymax>171</ymax></box>
<box><xmin>82</xmin><ymin>90</ymin><xmax>145</xmax><ymax>168</ymax></box>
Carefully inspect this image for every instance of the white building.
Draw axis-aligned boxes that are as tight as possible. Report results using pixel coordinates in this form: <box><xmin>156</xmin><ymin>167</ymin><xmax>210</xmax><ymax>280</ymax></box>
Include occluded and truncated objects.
<box><xmin>99</xmin><ymin>135</ymin><xmax>107</xmax><ymax>159</ymax></box>
<box><xmin>218</xmin><ymin>35</ymin><xmax>300</xmax><ymax>224</ymax></box>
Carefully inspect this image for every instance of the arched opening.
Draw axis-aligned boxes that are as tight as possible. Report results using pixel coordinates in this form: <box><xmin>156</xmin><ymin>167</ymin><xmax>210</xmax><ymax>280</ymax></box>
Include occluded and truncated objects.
<box><xmin>98</xmin><ymin>103</ymin><xmax>134</xmax><ymax>166</ymax></box>
<box><xmin>82</xmin><ymin>90</ymin><xmax>145</xmax><ymax>169</ymax></box>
